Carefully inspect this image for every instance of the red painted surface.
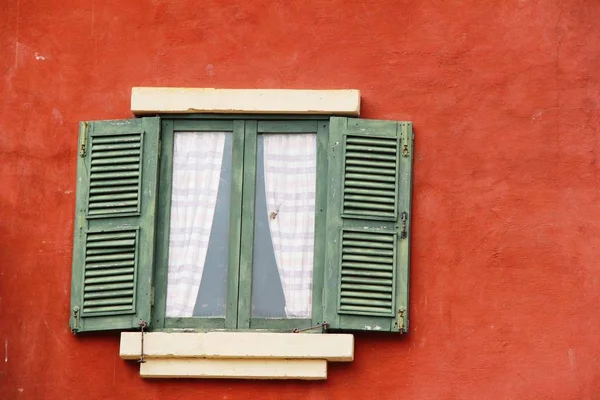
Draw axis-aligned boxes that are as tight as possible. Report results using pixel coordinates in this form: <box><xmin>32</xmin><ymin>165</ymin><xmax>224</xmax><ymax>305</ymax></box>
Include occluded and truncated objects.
<box><xmin>1</xmin><ymin>0</ymin><xmax>600</xmax><ymax>398</ymax></box>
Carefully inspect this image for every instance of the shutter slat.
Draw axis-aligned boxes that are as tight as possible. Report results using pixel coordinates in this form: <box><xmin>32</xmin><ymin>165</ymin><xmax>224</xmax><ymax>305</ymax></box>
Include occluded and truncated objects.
<box><xmin>91</xmin><ymin>156</ymin><xmax>140</xmax><ymax>166</ymax></box>
<box><xmin>344</xmin><ymin>173</ymin><xmax>396</xmax><ymax>183</ymax></box>
<box><xmin>342</xmin><ymin>240</ymin><xmax>394</xmax><ymax>249</ymax></box>
<box><xmin>84</xmin><ymin>275</ymin><xmax>134</xmax><ymax>284</ymax></box>
<box><xmin>89</xmin><ymin>185</ymin><xmax>138</xmax><ymax>194</ymax></box>
<box><xmin>346</xmin><ymin>159</ymin><xmax>396</xmax><ymax>169</ymax></box>
<box><xmin>92</xmin><ymin>135</ymin><xmax>141</xmax><ymax>144</ymax></box>
<box><xmin>85</xmin><ymin>267</ymin><xmax>135</xmax><ymax>277</ymax></box>
<box><xmin>340</xmin><ymin>298</ymin><xmax>392</xmax><ymax>307</ymax></box>
<box><xmin>84</xmin><ymin>289</ymin><xmax>134</xmax><ymax>299</ymax></box>
<box><xmin>83</xmin><ymin>298</ymin><xmax>134</xmax><ymax>307</ymax></box>
<box><xmin>341</xmin><ymin>272</ymin><xmax>393</xmax><ymax>280</ymax></box>
<box><xmin>84</xmin><ymin>282</ymin><xmax>134</xmax><ymax>292</ymax></box>
<box><xmin>90</xmin><ymin>164</ymin><xmax>140</xmax><ymax>172</ymax></box>
<box><xmin>83</xmin><ymin>305</ymin><xmax>134</xmax><ymax>313</ymax></box>
<box><xmin>90</xmin><ymin>179</ymin><xmax>139</xmax><ymax>187</ymax></box>
<box><xmin>337</xmin><ymin>305</ymin><xmax>392</xmax><ymax>314</ymax></box>
<box><xmin>341</xmin><ymin>283</ymin><xmax>393</xmax><ymax>293</ymax></box>
<box><xmin>341</xmin><ymin>254</ymin><xmax>393</xmax><ymax>264</ymax></box>
<box><xmin>89</xmin><ymin>193</ymin><xmax>138</xmax><ymax>202</ymax></box>
<box><xmin>92</xmin><ymin>142</ymin><xmax>141</xmax><ymax>151</ymax></box>
<box><xmin>85</xmin><ymin>260</ymin><xmax>135</xmax><ymax>269</ymax></box>
<box><xmin>345</xmin><ymin>166</ymin><xmax>396</xmax><ymax>176</ymax></box>
<box><xmin>91</xmin><ymin>171</ymin><xmax>140</xmax><ymax>180</ymax></box>
<box><xmin>91</xmin><ymin>149</ymin><xmax>141</xmax><ymax>158</ymax></box>
<box><xmin>344</xmin><ymin>180</ymin><xmax>395</xmax><ymax>190</ymax></box>
<box><xmin>342</xmin><ymin>232</ymin><xmax>394</xmax><ymax>242</ymax></box>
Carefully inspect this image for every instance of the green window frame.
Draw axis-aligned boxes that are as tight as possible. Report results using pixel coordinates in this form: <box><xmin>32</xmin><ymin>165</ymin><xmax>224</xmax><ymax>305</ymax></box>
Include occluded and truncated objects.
<box><xmin>70</xmin><ymin>114</ymin><xmax>413</xmax><ymax>335</ymax></box>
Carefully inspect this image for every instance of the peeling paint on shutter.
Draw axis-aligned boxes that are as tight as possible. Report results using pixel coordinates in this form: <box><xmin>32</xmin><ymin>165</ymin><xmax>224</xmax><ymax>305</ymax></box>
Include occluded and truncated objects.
<box><xmin>323</xmin><ymin>117</ymin><xmax>413</xmax><ymax>333</ymax></box>
<box><xmin>71</xmin><ymin>117</ymin><xmax>160</xmax><ymax>333</ymax></box>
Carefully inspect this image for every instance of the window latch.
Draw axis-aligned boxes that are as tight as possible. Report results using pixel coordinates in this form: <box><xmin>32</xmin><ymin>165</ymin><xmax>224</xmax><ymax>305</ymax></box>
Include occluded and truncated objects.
<box><xmin>292</xmin><ymin>322</ymin><xmax>329</xmax><ymax>333</ymax></box>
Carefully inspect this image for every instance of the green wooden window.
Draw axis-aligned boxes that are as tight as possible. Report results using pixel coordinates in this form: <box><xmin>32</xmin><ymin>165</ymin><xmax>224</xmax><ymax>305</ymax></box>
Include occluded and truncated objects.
<box><xmin>70</xmin><ymin>115</ymin><xmax>413</xmax><ymax>334</ymax></box>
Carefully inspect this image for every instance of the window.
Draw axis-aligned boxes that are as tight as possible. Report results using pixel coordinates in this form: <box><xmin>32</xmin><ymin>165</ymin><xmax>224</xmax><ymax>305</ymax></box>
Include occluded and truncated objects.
<box><xmin>70</xmin><ymin>115</ymin><xmax>413</xmax><ymax>334</ymax></box>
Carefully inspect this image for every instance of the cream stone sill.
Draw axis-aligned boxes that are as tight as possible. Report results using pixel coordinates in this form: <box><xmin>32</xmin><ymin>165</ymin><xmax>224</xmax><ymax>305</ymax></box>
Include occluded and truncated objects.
<box><xmin>120</xmin><ymin>332</ymin><xmax>353</xmax><ymax>380</ymax></box>
<box><xmin>131</xmin><ymin>87</ymin><xmax>361</xmax><ymax>116</ymax></box>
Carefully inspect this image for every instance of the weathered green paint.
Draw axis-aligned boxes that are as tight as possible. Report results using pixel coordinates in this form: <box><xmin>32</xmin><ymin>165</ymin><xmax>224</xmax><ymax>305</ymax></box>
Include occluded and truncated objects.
<box><xmin>244</xmin><ymin>119</ymin><xmax>325</xmax><ymax>331</ymax></box>
<box><xmin>323</xmin><ymin>117</ymin><xmax>413</xmax><ymax>333</ymax></box>
<box><xmin>311</xmin><ymin>121</ymin><xmax>329</xmax><ymax>328</ymax></box>
<box><xmin>70</xmin><ymin>117</ymin><xmax>160</xmax><ymax>333</ymax></box>
<box><xmin>72</xmin><ymin>115</ymin><xmax>412</xmax><ymax>335</ymax></box>
<box><xmin>152</xmin><ymin>119</ymin><xmax>175</xmax><ymax>330</ymax></box>
<box><xmin>236</xmin><ymin>120</ymin><xmax>257</xmax><ymax>330</ymax></box>
<box><xmin>225</xmin><ymin>120</ymin><xmax>246</xmax><ymax>329</ymax></box>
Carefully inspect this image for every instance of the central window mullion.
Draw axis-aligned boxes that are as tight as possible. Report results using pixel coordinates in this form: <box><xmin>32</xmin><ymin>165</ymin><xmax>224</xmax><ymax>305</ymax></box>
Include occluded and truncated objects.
<box><xmin>236</xmin><ymin>120</ymin><xmax>258</xmax><ymax>329</ymax></box>
<box><xmin>224</xmin><ymin>120</ymin><xmax>246</xmax><ymax>329</ymax></box>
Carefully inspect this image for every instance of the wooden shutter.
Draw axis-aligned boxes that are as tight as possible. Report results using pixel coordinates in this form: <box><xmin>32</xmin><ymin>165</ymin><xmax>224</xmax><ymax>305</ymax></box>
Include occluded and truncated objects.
<box><xmin>323</xmin><ymin>117</ymin><xmax>413</xmax><ymax>333</ymax></box>
<box><xmin>70</xmin><ymin>118</ymin><xmax>160</xmax><ymax>333</ymax></box>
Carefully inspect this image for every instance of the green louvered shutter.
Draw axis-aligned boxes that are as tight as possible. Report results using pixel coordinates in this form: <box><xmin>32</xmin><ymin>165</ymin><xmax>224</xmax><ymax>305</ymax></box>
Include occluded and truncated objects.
<box><xmin>323</xmin><ymin>117</ymin><xmax>413</xmax><ymax>333</ymax></box>
<box><xmin>70</xmin><ymin>118</ymin><xmax>160</xmax><ymax>333</ymax></box>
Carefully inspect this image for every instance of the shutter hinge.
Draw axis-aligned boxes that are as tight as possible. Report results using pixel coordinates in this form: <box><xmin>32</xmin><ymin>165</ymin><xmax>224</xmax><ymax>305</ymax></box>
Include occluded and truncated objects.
<box><xmin>397</xmin><ymin>308</ymin><xmax>406</xmax><ymax>332</ymax></box>
<box><xmin>401</xmin><ymin>124</ymin><xmax>410</xmax><ymax>158</ymax></box>
<box><xmin>79</xmin><ymin>122</ymin><xmax>88</xmax><ymax>157</ymax></box>
<box><xmin>150</xmin><ymin>287</ymin><xmax>155</xmax><ymax>306</ymax></box>
<box><xmin>71</xmin><ymin>306</ymin><xmax>80</xmax><ymax>333</ymax></box>
<box><xmin>157</xmin><ymin>139</ymin><xmax>161</xmax><ymax>159</ymax></box>
<box><xmin>400</xmin><ymin>212</ymin><xmax>408</xmax><ymax>239</ymax></box>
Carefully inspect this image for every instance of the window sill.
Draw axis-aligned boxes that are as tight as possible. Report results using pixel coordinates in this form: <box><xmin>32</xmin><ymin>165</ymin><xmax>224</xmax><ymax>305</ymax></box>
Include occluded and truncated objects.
<box><xmin>120</xmin><ymin>332</ymin><xmax>354</xmax><ymax>380</ymax></box>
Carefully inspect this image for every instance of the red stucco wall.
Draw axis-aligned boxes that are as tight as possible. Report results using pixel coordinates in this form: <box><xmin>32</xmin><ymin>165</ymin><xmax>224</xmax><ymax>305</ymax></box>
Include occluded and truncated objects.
<box><xmin>1</xmin><ymin>1</ymin><xmax>600</xmax><ymax>399</ymax></box>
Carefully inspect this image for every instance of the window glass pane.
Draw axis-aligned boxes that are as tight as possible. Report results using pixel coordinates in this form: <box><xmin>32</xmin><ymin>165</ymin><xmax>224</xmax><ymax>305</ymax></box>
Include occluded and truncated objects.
<box><xmin>166</xmin><ymin>131</ymin><xmax>232</xmax><ymax>318</ymax></box>
<box><xmin>252</xmin><ymin>133</ymin><xmax>317</xmax><ymax>319</ymax></box>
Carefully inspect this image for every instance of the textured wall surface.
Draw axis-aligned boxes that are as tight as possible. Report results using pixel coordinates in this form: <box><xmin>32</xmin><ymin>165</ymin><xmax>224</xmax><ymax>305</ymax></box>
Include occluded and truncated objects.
<box><xmin>1</xmin><ymin>1</ymin><xmax>600</xmax><ymax>399</ymax></box>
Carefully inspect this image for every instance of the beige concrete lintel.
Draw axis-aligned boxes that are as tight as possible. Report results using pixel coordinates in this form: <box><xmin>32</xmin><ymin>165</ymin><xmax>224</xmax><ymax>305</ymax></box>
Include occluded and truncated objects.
<box><xmin>139</xmin><ymin>358</ymin><xmax>327</xmax><ymax>380</ymax></box>
<box><xmin>120</xmin><ymin>332</ymin><xmax>354</xmax><ymax>361</ymax></box>
<box><xmin>131</xmin><ymin>87</ymin><xmax>361</xmax><ymax>116</ymax></box>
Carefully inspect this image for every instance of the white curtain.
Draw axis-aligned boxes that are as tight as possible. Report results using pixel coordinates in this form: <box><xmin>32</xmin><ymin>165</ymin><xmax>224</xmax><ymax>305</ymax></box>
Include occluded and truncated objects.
<box><xmin>166</xmin><ymin>132</ymin><xmax>226</xmax><ymax>317</ymax></box>
<box><xmin>263</xmin><ymin>134</ymin><xmax>316</xmax><ymax>318</ymax></box>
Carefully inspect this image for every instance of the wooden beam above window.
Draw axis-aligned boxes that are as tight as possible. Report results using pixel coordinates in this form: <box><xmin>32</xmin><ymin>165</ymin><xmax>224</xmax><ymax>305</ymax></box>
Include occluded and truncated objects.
<box><xmin>130</xmin><ymin>88</ymin><xmax>361</xmax><ymax>116</ymax></box>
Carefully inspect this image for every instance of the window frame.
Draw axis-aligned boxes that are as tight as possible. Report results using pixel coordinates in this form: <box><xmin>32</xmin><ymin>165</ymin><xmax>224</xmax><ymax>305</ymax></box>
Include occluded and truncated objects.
<box><xmin>152</xmin><ymin>114</ymin><xmax>330</xmax><ymax>332</ymax></box>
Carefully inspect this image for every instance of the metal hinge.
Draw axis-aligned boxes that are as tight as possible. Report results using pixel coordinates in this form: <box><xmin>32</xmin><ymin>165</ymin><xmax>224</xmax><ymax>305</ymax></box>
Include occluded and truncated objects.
<box><xmin>150</xmin><ymin>287</ymin><xmax>155</xmax><ymax>306</ymax></box>
<box><xmin>400</xmin><ymin>212</ymin><xmax>408</xmax><ymax>239</ymax></box>
<box><xmin>79</xmin><ymin>122</ymin><xmax>88</xmax><ymax>157</ymax></box>
<box><xmin>157</xmin><ymin>139</ymin><xmax>161</xmax><ymax>159</ymax></box>
<box><xmin>71</xmin><ymin>306</ymin><xmax>80</xmax><ymax>333</ymax></box>
<box><xmin>397</xmin><ymin>308</ymin><xmax>406</xmax><ymax>332</ymax></box>
<box><xmin>401</xmin><ymin>124</ymin><xmax>410</xmax><ymax>158</ymax></box>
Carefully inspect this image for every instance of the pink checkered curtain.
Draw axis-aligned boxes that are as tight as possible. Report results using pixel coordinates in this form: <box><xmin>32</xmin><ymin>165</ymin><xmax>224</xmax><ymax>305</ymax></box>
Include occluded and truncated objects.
<box><xmin>166</xmin><ymin>132</ymin><xmax>226</xmax><ymax>317</ymax></box>
<box><xmin>263</xmin><ymin>134</ymin><xmax>317</xmax><ymax>318</ymax></box>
